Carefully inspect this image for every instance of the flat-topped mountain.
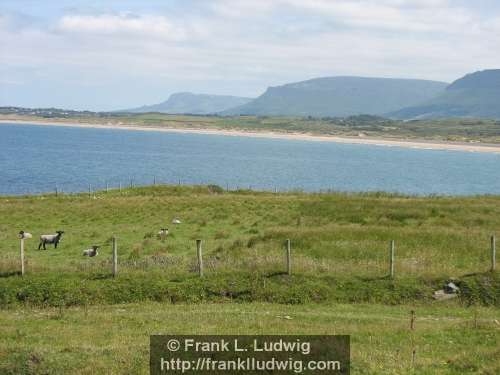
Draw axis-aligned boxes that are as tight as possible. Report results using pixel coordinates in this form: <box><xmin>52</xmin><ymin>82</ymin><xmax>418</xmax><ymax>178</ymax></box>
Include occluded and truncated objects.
<box><xmin>122</xmin><ymin>92</ymin><xmax>253</xmax><ymax>115</ymax></box>
<box><xmin>390</xmin><ymin>70</ymin><xmax>500</xmax><ymax>119</ymax></box>
<box><xmin>222</xmin><ymin>76</ymin><xmax>447</xmax><ymax>117</ymax></box>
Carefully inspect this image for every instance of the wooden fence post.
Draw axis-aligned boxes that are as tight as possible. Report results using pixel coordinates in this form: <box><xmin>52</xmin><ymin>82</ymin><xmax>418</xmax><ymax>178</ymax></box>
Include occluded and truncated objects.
<box><xmin>286</xmin><ymin>239</ymin><xmax>292</xmax><ymax>275</ymax></box>
<box><xmin>112</xmin><ymin>236</ymin><xmax>118</xmax><ymax>277</ymax></box>
<box><xmin>106</xmin><ymin>182</ymin><xmax>109</xmax><ymax>193</ymax></box>
<box><xmin>491</xmin><ymin>234</ymin><xmax>496</xmax><ymax>271</ymax></box>
<box><xmin>20</xmin><ymin>238</ymin><xmax>25</xmax><ymax>276</ymax></box>
<box><xmin>55</xmin><ymin>185</ymin><xmax>58</xmax><ymax>196</ymax></box>
<box><xmin>390</xmin><ymin>240</ymin><xmax>395</xmax><ymax>278</ymax></box>
<box><xmin>88</xmin><ymin>184</ymin><xmax>92</xmax><ymax>198</ymax></box>
<box><xmin>196</xmin><ymin>239</ymin><xmax>203</xmax><ymax>277</ymax></box>
<box><xmin>410</xmin><ymin>310</ymin><xmax>415</xmax><ymax>330</ymax></box>
<box><xmin>153</xmin><ymin>176</ymin><xmax>156</xmax><ymax>185</ymax></box>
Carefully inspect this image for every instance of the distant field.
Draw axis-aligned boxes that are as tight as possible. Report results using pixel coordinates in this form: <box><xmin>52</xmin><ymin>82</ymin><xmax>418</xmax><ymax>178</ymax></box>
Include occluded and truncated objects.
<box><xmin>1</xmin><ymin>186</ymin><xmax>499</xmax><ymax>374</ymax></box>
<box><xmin>2</xmin><ymin>113</ymin><xmax>500</xmax><ymax>143</ymax></box>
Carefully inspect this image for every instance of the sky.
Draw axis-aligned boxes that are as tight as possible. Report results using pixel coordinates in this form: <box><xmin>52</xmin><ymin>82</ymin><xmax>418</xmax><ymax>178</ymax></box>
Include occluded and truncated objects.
<box><xmin>1</xmin><ymin>0</ymin><xmax>500</xmax><ymax>111</ymax></box>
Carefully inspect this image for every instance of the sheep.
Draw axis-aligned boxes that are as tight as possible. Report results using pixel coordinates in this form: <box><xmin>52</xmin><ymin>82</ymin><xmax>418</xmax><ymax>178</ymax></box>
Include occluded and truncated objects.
<box><xmin>38</xmin><ymin>230</ymin><xmax>64</xmax><ymax>250</ymax></box>
<box><xmin>83</xmin><ymin>245</ymin><xmax>99</xmax><ymax>257</ymax></box>
<box><xmin>158</xmin><ymin>228</ymin><xmax>169</xmax><ymax>241</ymax></box>
<box><xmin>18</xmin><ymin>231</ymin><xmax>32</xmax><ymax>239</ymax></box>
<box><xmin>172</xmin><ymin>218</ymin><xmax>181</xmax><ymax>224</ymax></box>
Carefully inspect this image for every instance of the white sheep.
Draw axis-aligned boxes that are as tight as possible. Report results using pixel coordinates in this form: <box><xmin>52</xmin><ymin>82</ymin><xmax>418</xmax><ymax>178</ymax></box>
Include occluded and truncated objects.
<box><xmin>38</xmin><ymin>231</ymin><xmax>64</xmax><ymax>250</ymax></box>
<box><xmin>18</xmin><ymin>231</ymin><xmax>32</xmax><ymax>239</ymax></box>
<box><xmin>172</xmin><ymin>218</ymin><xmax>181</xmax><ymax>224</ymax></box>
<box><xmin>83</xmin><ymin>245</ymin><xmax>99</xmax><ymax>257</ymax></box>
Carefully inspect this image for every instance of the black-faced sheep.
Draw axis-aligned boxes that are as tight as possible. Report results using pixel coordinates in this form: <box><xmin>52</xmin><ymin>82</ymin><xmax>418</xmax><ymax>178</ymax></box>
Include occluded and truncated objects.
<box><xmin>158</xmin><ymin>228</ymin><xmax>169</xmax><ymax>240</ymax></box>
<box><xmin>83</xmin><ymin>245</ymin><xmax>99</xmax><ymax>257</ymax></box>
<box><xmin>18</xmin><ymin>231</ymin><xmax>33</xmax><ymax>239</ymax></box>
<box><xmin>38</xmin><ymin>231</ymin><xmax>64</xmax><ymax>250</ymax></box>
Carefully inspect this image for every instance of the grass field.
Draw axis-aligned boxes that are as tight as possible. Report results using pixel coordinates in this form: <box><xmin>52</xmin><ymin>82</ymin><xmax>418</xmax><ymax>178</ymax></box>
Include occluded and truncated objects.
<box><xmin>1</xmin><ymin>302</ymin><xmax>499</xmax><ymax>374</ymax></box>
<box><xmin>1</xmin><ymin>186</ymin><xmax>499</xmax><ymax>373</ymax></box>
<box><xmin>3</xmin><ymin>113</ymin><xmax>500</xmax><ymax>144</ymax></box>
<box><xmin>1</xmin><ymin>185</ymin><xmax>500</xmax><ymax>278</ymax></box>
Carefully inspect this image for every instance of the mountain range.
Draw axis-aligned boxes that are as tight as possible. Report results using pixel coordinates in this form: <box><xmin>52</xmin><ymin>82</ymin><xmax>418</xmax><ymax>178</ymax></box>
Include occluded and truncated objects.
<box><xmin>122</xmin><ymin>92</ymin><xmax>252</xmax><ymax>115</ymax></box>
<box><xmin>121</xmin><ymin>69</ymin><xmax>500</xmax><ymax>119</ymax></box>
<box><xmin>222</xmin><ymin>76</ymin><xmax>447</xmax><ymax>117</ymax></box>
<box><xmin>389</xmin><ymin>69</ymin><xmax>500</xmax><ymax>119</ymax></box>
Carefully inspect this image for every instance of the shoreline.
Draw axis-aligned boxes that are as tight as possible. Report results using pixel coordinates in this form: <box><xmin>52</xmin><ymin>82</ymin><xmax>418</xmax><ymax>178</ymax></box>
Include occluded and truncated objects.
<box><xmin>2</xmin><ymin>119</ymin><xmax>500</xmax><ymax>154</ymax></box>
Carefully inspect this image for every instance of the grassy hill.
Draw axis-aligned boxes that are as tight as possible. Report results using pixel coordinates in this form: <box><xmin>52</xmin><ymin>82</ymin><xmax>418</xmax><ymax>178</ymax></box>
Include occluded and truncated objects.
<box><xmin>1</xmin><ymin>185</ymin><xmax>499</xmax><ymax>301</ymax></box>
<box><xmin>0</xmin><ymin>185</ymin><xmax>499</xmax><ymax>373</ymax></box>
<box><xmin>223</xmin><ymin>76</ymin><xmax>447</xmax><ymax>117</ymax></box>
<box><xmin>390</xmin><ymin>70</ymin><xmax>500</xmax><ymax>119</ymax></box>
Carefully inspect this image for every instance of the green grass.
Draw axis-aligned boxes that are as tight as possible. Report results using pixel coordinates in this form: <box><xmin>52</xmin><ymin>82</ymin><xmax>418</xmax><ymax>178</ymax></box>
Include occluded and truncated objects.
<box><xmin>1</xmin><ymin>186</ymin><xmax>499</xmax><ymax>373</ymax></box>
<box><xmin>3</xmin><ymin>113</ymin><xmax>500</xmax><ymax>143</ymax></box>
<box><xmin>1</xmin><ymin>302</ymin><xmax>499</xmax><ymax>374</ymax></box>
<box><xmin>0</xmin><ymin>185</ymin><xmax>499</xmax><ymax>307</ymax></box>
<box><xmin>1</xmin><ymin>185</ymin><xmax>500</xmax><ymax>277</ymax></box>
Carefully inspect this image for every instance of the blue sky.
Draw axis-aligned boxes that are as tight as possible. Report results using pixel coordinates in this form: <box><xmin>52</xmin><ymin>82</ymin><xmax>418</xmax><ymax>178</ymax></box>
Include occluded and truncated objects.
<box><xmin>1</xmin><ymin>0</ymin><xmax>500</xmax><ymax>111</ymax></box>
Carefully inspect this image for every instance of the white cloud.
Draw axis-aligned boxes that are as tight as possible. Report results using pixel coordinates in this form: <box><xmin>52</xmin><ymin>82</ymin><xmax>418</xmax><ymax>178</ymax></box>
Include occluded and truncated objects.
<box><xmin>1</xmin><ymin>1</ymin><xmax>500</xmax><ymax>110</ymax></box>
<box><xmin>279</xmin><ymin>0</ymin><xmax>473</xmax><ymax>33</ymax></box>
<box><xmin>57</xmin><ymin>13</ymin><xmax>188</xmax><ymax>41</ymax></box>
<box><xmin>210</xmin><ymin>0</ymin><xmax>276</xmax><ymax>18</ymax></box>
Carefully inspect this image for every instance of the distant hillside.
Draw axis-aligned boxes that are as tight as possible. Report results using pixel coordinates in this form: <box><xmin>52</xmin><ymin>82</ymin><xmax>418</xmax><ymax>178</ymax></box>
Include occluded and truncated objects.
<box><xmin>123</xmin><ymin>92</ymin><xmax>252</xmax><ymax>115</ymax></box>
<box><xmin>222</xmin><ymin>76</ymin><xmax>447</xmax><ymax>117</ymax></box>
<box><xmin>390</xmin><ymin>70</ymin><xmax>500</xmax><ymax>119</ymax></box>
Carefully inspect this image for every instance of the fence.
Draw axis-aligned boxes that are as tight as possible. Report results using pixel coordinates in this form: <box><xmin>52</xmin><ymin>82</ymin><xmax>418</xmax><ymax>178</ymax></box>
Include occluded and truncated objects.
<box><xmin>13</xmin><ymin>234</ymin><xmax>498</xmax><ymax>278</ymax></box>
<box><xmin>10</xmin><ymin>176</ymin><xmax>347</xmax><ymax>197</ymax></box>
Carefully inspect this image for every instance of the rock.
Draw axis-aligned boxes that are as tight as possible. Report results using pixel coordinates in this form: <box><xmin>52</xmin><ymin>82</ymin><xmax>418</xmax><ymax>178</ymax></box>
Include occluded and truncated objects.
<box><xmin>433</xmin><ymin>290</ymin><xmax>458</xmax><ymax>301</ymax></box>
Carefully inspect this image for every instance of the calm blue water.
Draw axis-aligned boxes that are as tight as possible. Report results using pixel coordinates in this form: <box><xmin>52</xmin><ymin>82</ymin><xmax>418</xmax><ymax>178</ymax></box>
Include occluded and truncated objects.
<box><xmin>1</xmin><ymin>122</ymin><xmax>499</xmax><ymax>196</ymax></box>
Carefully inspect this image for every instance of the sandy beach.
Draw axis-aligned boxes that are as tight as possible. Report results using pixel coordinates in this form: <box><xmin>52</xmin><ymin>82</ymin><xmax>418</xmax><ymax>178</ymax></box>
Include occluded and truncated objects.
<box><xmin>2</xmin><ymin>118</ymin><xmax>500</xmax><ymax>154</ymax></box>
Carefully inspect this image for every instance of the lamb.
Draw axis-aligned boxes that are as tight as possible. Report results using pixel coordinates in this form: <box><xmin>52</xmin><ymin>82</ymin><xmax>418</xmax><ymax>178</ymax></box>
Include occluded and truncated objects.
<box><xmin>38</xmin><ymin>230</ymin><xmax>64</xmax><ymax>250</ymax></box>
<box><xmin>83</xmin><ymin>245</ymin><xmax>99</xmax><ymax>257</ymax></box>
<box><xmin>18</xmin><ymin>231</ymin><xmax>32</xmax><ymax>239</ymax></box>
<box><xmin>158</xmin><ymin>228</ymin><xmax>169</xmax><ymax>240</ymax></box>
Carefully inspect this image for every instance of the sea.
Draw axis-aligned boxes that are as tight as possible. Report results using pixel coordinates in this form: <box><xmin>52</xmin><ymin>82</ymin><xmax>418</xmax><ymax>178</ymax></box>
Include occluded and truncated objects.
<box><xmin>1</xmin><ymin>122</ymin><xmax>499</xmax><ymax>196</ymax></box>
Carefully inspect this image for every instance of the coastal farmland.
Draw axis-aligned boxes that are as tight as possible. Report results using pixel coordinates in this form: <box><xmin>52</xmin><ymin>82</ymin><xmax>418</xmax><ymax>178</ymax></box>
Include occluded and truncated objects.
<box><xmin>2</xmin><ymin>112</ymin><xmax>500</xmax><ymax>144</ymax></box>
<box><xmin>0</xmin><ymin>185</ymin><xmax>499</xmax><ymax>373</ymax></box>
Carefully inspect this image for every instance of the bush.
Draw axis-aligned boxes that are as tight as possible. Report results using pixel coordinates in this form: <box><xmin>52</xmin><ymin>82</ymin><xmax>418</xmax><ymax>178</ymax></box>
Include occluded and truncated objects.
<box><xmin>1</xmin><ymin>272</ymin><xmax>498</xmax><ymax>308</ymax></box>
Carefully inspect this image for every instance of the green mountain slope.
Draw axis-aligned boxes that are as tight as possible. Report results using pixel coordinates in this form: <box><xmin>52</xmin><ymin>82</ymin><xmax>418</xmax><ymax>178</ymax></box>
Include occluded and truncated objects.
<box><xmin>222</xmin><ymin>76</ymin><xmax>447</xmax><ymax>117</ymax></box>
<box><xmin>123</xmin><ymin>92</ymin><xmax>253</xmax><ymax>115</ymax></box>
<box><xmin>390</xmin><ymin>70</ymin><xmax>500</xmax><ymax>119</ymax></box>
